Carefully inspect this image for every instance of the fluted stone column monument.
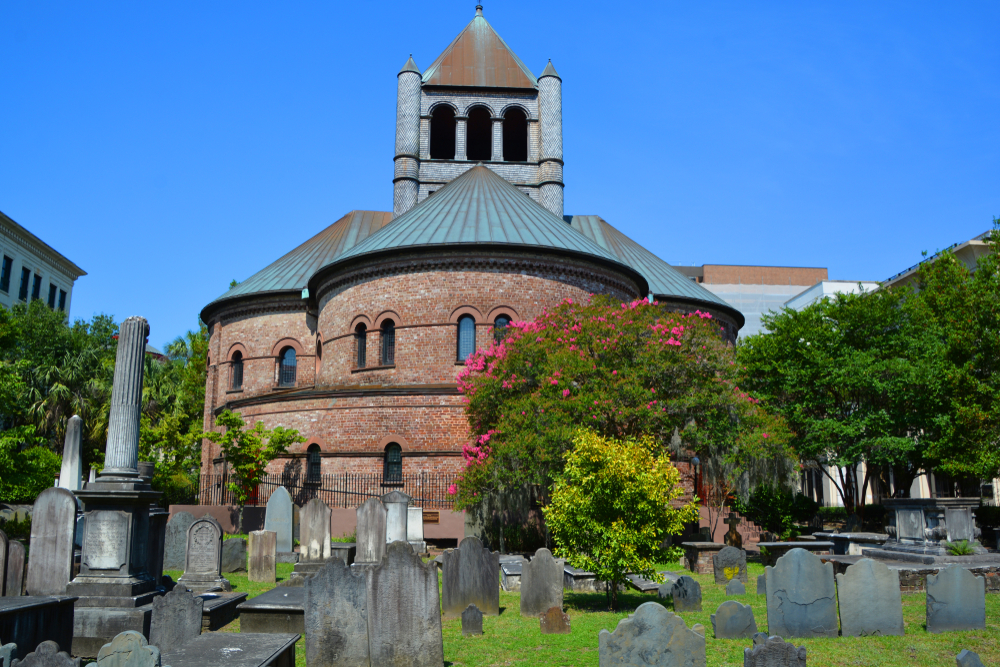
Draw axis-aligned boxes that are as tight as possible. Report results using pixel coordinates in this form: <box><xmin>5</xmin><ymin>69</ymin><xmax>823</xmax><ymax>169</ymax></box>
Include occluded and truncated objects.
<box><xmin>67</xmin><ymin>316</ymin><xmax>162</xmax><ymax>656</ymax></box>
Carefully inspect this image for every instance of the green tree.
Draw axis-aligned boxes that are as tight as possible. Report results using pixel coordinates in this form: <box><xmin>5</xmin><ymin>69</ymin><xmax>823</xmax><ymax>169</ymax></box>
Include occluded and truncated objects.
<box><xmin>544</xmin><ymin>430</ymin><xmax>699</xmax><ymax>610</ymax></box>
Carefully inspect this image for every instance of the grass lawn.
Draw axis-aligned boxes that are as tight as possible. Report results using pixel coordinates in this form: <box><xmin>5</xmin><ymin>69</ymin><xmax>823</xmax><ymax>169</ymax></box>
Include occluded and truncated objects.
<box><xmin>166</xmin><ymin>560</ymin><xmax>1000</xmax><ymax>666</ymax></box>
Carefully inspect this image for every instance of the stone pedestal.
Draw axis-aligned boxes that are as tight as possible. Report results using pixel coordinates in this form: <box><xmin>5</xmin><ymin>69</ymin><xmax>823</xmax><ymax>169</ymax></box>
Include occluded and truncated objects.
<box><xmin>680</xmin><ymin>542</ymin><xmax>725</xmax><ymax>575</ymax></box>
<box><xmin>869</xmin><ymin>498</ymin><xmax>991</xmax><ymax>562</ymax></box>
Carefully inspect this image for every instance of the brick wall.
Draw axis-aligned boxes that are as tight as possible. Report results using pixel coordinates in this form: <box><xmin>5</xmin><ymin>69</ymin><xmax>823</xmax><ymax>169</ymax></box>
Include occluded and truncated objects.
<box><xmin>702</xmin><ymin>265</ymin><xmax>828</xmax><ymax>286</ymax></box>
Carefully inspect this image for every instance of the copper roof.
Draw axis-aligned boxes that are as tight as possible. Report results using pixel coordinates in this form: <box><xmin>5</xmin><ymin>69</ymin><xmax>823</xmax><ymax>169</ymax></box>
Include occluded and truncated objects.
<box><xmin>421</xmin><ymin>6</ymin><xmax>537</xmax><ymax>89</ymax></box>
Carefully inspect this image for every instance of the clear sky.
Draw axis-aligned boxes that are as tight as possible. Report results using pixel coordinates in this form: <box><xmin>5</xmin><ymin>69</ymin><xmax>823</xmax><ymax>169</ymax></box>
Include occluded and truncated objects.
<box><xmin>2</xmin><ymin>2</ymin><xmax>997</xmax><ymax>347</ymax></box>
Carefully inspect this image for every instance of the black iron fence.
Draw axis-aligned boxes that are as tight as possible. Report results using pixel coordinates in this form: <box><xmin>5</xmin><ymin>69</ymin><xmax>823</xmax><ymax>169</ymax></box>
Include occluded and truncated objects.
<box><xmin>198</xmin><ymin>472</ymin><xmax>457</xmax><ymax>510</ymax></box>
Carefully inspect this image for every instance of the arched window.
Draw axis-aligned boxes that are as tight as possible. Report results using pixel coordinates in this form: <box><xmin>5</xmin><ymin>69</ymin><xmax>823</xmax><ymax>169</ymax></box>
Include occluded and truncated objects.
<box><xmin>278</xmin><ymin>347</ymin><xmax>296</xmax><ymax>387</ymax></box>
<box><xmin>383</xmin><ymin>443</ymin><xmax>402</xmax><ymax>484</ymax></box>
<box><xmin>457</xmin><ymin>315</ymin><xmax>476</xmax><ymax>361</ymax></box>
<box><xmin>355</xmin><ymin>323</ymin><xmax>367</xmax><ymax>368</ymax></box>
<box><xmin>502</xmin><ymin>108</ymin><xmax>528</xmax><ymax>162</ymax></box>
<box><xmin>307</xmin><ymin>444</ymin><xmax>321</xmax><ymax>482</ymax></box>
<box><xmin>381</xmin><ymin>320</ymin><xmax>396</xmax><ymax>366</ymax></box>
<box><xmin>430</xmin><ymin>106</ymin><xmax>456</xmax><ymax>159</ymax></box>
<box><xmin>493</xmin><ymin>315</ymin><xmax>511</xmax><ymax>344</ymax></box>
<box><xmin>230</xmin><ymin>351</ymin><xmax>243</xmax><ymax>390</ymax></box>
<box><xmin>466</xmin><ymin>106</ymin><xmax>492</xmax><ymax>161</ymax></box>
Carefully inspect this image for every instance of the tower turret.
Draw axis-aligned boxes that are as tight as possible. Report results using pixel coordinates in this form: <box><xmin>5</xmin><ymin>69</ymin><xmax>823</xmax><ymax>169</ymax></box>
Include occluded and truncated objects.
<box><xmin>538</xmin><ymin>59</ymin><xmax>564</xmax><ymax>218</ymax></box>
<box><xmin>394</xmin><ymin>55</ymin><xmax>422</xmax><ymax>218</ymax></box>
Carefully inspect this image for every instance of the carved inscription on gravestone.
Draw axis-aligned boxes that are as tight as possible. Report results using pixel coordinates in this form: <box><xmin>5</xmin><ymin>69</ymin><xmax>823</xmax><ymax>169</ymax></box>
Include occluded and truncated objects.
<box><xmin>83</xmin><ymin>511</ymin><xmax>130</xmax><ymax>571</ymax></box>
<box><xmin>188</xmin><ymin>524</ymin><xmax>218</xmax><ymax>573</ymax></box>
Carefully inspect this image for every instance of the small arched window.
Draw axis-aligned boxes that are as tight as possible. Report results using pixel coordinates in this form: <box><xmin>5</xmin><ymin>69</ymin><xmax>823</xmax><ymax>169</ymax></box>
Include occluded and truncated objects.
<box><xmin>457</xmin><ymin>315</ymin><xmax>476</xmax><ymax>361</ymax></box>
<box><xmin>466</xmin><ymin>106</ymin><xmax>492</xmax><ymax>161</ymax></box>
<box><xmin>307</xmin><ymin>444</ymin><xmax>321</xmax><ymax>482</ymax></box>
<box><xmin>493</xmin><ymin>315</ymin><xmax>511</xmax><ymax>344</ymax></box>
<box><xmin>502</xmin><ymin>108</ymin><xmax>528</xmax><ymax>162</ymax></box>
<box><xmin>355</xmin><ymin>324</ymin><xmax>367</xmax><ymax>368</ymax></box>
<box><xmin>381</xmin><ymin>320</ymin><xmax>396</xmax><ymax>366</ymax></box>
<box><xmin>230</xmin><ymin>351</ymin><xmax>244</xmax><ymax>390</ymax></box>
<box><xmin>383</xmin><ymin>443</ymin><xmax>403</xmax><ymax>484</ymax></box>
<box><xmin>430</xmin><ymin>106</ymin><xmax>456</xmax><ymax>159</ymax></box>
<box><xmin>278</xmin><ymin>347</ymin><xmax>297</xmax><ymax>387</ymax></box>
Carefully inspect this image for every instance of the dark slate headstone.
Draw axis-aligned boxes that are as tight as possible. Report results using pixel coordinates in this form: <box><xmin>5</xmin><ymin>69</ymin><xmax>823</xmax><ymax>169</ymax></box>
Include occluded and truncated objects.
<box><xmin>149</xmin><ymin>586</ymin><xmax>204</xmax><ymax>648</ymax></box>
<box><xmin>756</xmin><ymin>573</ymin><xmax>765</xmax><ymax>596</ymax></box>
<box><xmin>6</xmin><ymin>541</ymin><xmax>25</xmax><ymax>596</ymax></box>
<box><xmin>711</xmin><ymin>600</ymin><xmax>757</xmax><ymax>639</ymax></box>
<box><xmin>461</xmin><ymin>604</ymin><xmax>483</xmax><ymax>637</ymax></box>
<box><xmin>304</xmin><ymin>558</ymin><xmax>369</xmax><ymax>667</ymax></box>
<box><xmin>220</xmin><ymin>538</ymin><xmax>247</xmax><ymax>573</ymax></box>
<box><xmin>248</xmin><ymin>530</ymin><xmax>276</xmax><ymax>583</ymax></box>
<box><xmin>765</xmin><ymin>548</ymin><xmax>838</xmax><ymax>638</ymax></box>
<box><xmin>926</xmin><ymin>565</ymin><xmax>986</xmax><ymax>634</ymax></box>
<box><xmin>25</xmin><ymin>488</ymin><xmax>76</xmax><ymax>596</ymax></box>
<box><xmin>743</xmin><ymin>633</ymin><xmax>807</xmax><ymax>667</ymax></box>
<box><xmin>0</xmin><ymin>529</ymin><xmax>8</xmax><ymax>596</ymax></box>
<box><xmin>441</xmin><ymin>536</ymin><xmax>500</xmax><ymax>617</ymax></box>
<box><xmin>598</xmin><ymin>601</ymin><xmax>705</xmax><ymax>666</ymax></box>
<box><xmin>725</xmin><ymin>579</ymin><xmax>746</xmax><ymax>596</ymax></box>
<box><xmin>87</xmin><ymin>631</ymin><xmax>162</xmax><ymax>667</ymax></box>
<box><xmin>355</xmin><ymin>498</ymin><xmax>387</xmax><ymax>564</ymax></box>
<box><xmin>836</xmin><ymin>558</ymin><xmax>904</xmax><ymax>637</ymax></box>
<box><xmin>301</xmin><ymin>498</ymin><xmax>332</xmax><ymax>562</ymax></box>
<box><xmin>956</xmin><ymin>649</ymin><xmax>985</xmax><ymax>667</ymax></box>
<box><xmin>163</xmin><ymin>512</ymin><xmax>195</xmax><ymax>571</ymax></box>
<box><xmin>177</xmin><ymin>516</ymin><xmax>231</xmax><ymax>593</ymax></box>
<box><xmin>712</xmin><ymin>545</ymin><xmax>748</xmax><ymax>584</ymax></box>
<box><xmin>10</xmin><ymin>640</ymin><xmax>80</xmax><ymax>667</ymax></box>
<box><xmin>539</xmin><ymin>606</ymin><xmax>571</xmax><ymax>635</ymax></box>
<box><xmin>657</xmin><ymin>583</ymin><xmax>672</xmax><ymax>599</ymax></box>
<box><xmin>264</xmin><ymin>486</ymin><xmax>294</xmax><ymax>554</ymax></box>
<box><xmin>519</xmin><ymin>548</ymin><xmax>563</xmax><ymax>617</ymax></box>
<box><xmin>670</xmin><ymin>575</ymin><xmax>702</xmax><ymax>612</ymax></box>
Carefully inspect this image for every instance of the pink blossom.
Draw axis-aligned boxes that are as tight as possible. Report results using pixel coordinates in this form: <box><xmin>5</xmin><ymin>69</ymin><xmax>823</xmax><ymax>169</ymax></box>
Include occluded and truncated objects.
<box><xmin>448</xmin><ymin>484</ymin><xmax>457</xmax><ymax>495</ymax></box>
<box><xmin>562</xmin><ymin>389</ymin><xmax>571</xmax><ymax>397</ymax></box>
<box><xmin>612</xmin><ymin>370</ymin><xmax>618</xmax><ymax>375</ymax></box>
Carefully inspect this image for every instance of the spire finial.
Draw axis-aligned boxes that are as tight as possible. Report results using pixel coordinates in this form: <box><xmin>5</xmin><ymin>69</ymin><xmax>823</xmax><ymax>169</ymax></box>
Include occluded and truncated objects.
<box><xmin>476</xmin><ymin>5</ymin><xmax>483</xmax><ymax>16</ymax></box>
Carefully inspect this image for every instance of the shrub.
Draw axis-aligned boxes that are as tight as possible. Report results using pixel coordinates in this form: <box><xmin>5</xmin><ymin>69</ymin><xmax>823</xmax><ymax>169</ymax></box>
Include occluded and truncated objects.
<box><xmin>944</xmin><ymin>540</ymin><xmax>976</xmax><ymax>556</ymax></box>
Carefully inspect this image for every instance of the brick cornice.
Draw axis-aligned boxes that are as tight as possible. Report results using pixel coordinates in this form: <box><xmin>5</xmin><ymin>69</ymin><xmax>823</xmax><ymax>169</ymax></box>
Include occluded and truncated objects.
<box><xmin>203</xmin><ymin>292</ymin><xmax>308</xmax><ymax>330</ymax></box>
<box><xmin>216</xmin><ymin>383</ymin><xmax>461</xmax><ymax>414</ymax></box>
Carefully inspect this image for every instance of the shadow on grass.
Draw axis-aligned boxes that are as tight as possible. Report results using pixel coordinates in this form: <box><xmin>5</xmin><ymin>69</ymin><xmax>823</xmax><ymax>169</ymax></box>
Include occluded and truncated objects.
<box><xmin>566</xmin><ymin>590</ymin><xmax>671</xmax><ymax>614</ymax></box>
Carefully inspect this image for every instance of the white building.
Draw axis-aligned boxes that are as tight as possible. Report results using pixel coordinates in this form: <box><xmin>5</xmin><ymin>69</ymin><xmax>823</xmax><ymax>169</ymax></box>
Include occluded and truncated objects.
<box><xmin>0</xmin><ymin>210</ymin><xmax>86</xmax><ymax>315</ymax></box>
<box><xmin>784</xmin><ymin>280</ymin><xmax>880</xmax><ymax>310</ymax></box>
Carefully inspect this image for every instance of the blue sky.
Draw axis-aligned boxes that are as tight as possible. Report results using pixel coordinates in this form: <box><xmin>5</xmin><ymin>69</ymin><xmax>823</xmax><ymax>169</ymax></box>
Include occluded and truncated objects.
<box><xmin>2</xmin><ymin>2</ymin><xmax>997</xmax><ymax>347</ymax></box>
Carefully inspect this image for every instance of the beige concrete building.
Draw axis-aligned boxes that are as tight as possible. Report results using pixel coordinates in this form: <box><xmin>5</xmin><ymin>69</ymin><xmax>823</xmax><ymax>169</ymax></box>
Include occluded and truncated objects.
<box><xmin>0</xmin><ymin>210</ymin><xmax>86</xmax><ymax>315</ymax></box>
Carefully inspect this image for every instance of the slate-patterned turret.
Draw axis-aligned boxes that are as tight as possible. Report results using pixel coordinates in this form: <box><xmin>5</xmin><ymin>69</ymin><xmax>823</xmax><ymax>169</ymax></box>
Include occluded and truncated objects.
<box><xmin>538</xmin><ymin>60</ymin><xmax>564</xmax><ymax>218</ymax></box>
<box><xmin>394</xmin><ymin>55</ymin><xmax>422</xmax><ymax>218</ymax></box>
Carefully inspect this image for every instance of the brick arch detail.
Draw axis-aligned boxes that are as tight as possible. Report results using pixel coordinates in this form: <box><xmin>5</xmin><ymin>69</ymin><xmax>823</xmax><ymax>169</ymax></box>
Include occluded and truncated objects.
<box><xmin>464</xmin><ymin>102</ymin><xmax>497</xmax><ymax>118</ymax></box>
<box><xmin>499</xmin><ymin>102</ymin><xmax>533</xmax><ymax>121</ymax></box>
<box><xmin>428</xmin><ymin>100</ymin><xmax>459</xmax><ymax>116</ymax></box>
<box><xmin>378</xmin><ymin>434</ymin><xmax>410</xmax><ymax>451</ymax></box>
<box><xmin>349</xmin><ymin>314</ymin><xmax>373</xmax><ymax>333</ymax></box>
<box><xmin>373</xmin><ymin>310</ymin><xmax>402</xmax><ymax>328</ymax></box>
<box><xmin>227</xmin><ymin>342</ymin><xmax>249</xmax><ymax>362</ymax></box>
<box><xmin>271</xmin><ymin>337</ymin><xmax>304</xmax><ymax>357</ymax></box>
<box><xmin>449</xmin><ymin>305</ymin><xmax>484</xmax><ymax>324</ymax></box>
<box><xmin>486</xmin><ymin>306</ymin><xmax>520</xmax><ymax>323</ymax></box>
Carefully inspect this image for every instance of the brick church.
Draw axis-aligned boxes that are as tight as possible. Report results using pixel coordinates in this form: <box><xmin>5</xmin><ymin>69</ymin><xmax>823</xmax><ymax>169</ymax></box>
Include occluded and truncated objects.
<box><xmin>199</xmin><ymin>6</ymin><xmax>744</xmax><ymax>490</ymax></box>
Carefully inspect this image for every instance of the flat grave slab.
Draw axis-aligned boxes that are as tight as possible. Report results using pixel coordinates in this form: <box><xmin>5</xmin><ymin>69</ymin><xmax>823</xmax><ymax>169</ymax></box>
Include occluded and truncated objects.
<box><xmin>625</xmin><ymin>574</ymin><xmax>660</xmax><ymax>594</ymax></box>
<box><xmin>758</xmin><ymin>541</ymin><xmax>834</xmax><ymax>567</ymax></box>
<box><xmin>501</xmin><ymin>559</ymin><xmax>524</xmax><ymax>592</ymax></box>
<box><xmin>160</xmin><ymin>631</ymin><xmax>299</xmax><ymax>667</ymax></box>
<box><xmin>236</xmin><ymin>587</ymin><xmax>304</xmax><ymax>634</ymax></box>
<box><xmin>0</xmin><ymin>595</ymin><xmax>76</xmax><ymax>660</ymax></box>
<box><xmin>196</xmin><ymin>591</ymin><xmax>248</xmax><ymax>631</ymax></box>
<box><xmin>814</xmin><ymin>533</ymin><xmax>888</xmax><ymax>556</ymax></box>
<box><xmin>680</xmin><ymin>542</ymin><xmax>726</xmax><ymax>575</ymax></box>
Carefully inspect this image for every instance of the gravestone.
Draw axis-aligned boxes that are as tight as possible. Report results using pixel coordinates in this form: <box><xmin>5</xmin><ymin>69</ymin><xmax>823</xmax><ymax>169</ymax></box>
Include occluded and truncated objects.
<box><xmin>264</xmin><ymin>486</ymin><xmax>294</xmax><ymax>554</ymax></box>
<box><xmin>711</xmin><ymin>600</ymin><xmax>757</xmax><ymax>639</ymax></box>
<box><xmin>836</xmin><ymin>558</ymin><xmax>904</xmax><ymax>637</ymax></box>
<box><xmin>366</xmin><ymin>541</ymin><xmax>444</xmax><ymax>667</ymax></box>
<box><xmin>381</xmin><ymin>491</ymin><xmax>410</xmax><ymax>544</ymax></box>
<box><xmin>598</xmin><ymin>601</ymin><xmax>705</xmax><ymax>666</ymax></box>
<box><xmin>765</xmin><ymin>548</ymin><xmax>838</xmax><ymax>638</ymax></box>
<box><xmin>86</xmin><ymin>631</ymin><xmax>161</xmax><ymax>667</ymax></box>
<box><xmin>926</xmin><ymin>565</ymin><xmax>986</xmax><ymax>634</ymax></box>
<box><xmin>461</xmin><ymin>604</ymin><xmax>483</xmax><ymax>637</ymax></box>
<box><xmin>725</xmin><ymin>579</ymin><xmax>746</xmax><ymax>596</ymax></box>
<box><xmin>248</xmin><ymin>530</ymin><xmax>276</xmax><ymax>583</ymax></box>
<box><xmin>657</xmin><ymin>582</ymin><xmax>672</xmax><ymax>599</ymax></box>
<box><xmin>407</xmin><ymin>507</ymin><xmax>426</xmax><ymax>553</ymax></box>
<box><xmin>355</xmin><ymin>497</ymin><xmax>387</xmax><ymax>564</ymax></box>
<box><xmin>743</xmin><ymin>633</ymin><xmax>807</xmax><ymax>667</ymax></box>
<box><xmin>301</xmin><ymin>498</ymin><xmax>332</xmax><ymax>562</ymax></box>
<box><xmin>149</xmin><ymin>586</ymin><xmax>203</xmax><ymax>648</ymax></box>
<box><xmin>303</xmin><ymin>558</ymin><xmax>369</xmax><ymax>667</ymax></box>
<box><xmin>25</xmin><ymin>487</ymin><xmax>76</xmax><ymax>596</ymax></box>
<box><xmin>57</xmin><ymin>416</ymin><xmax>83</xmax><ymax>492</ymax></box>
<box><xmin>220</xmin><ymin>538</ymin><xmax>247</xmax><ymax>573</ymax></box>
<box><xmin>0</xmin><ymin>529</ymin><xmax>8</xmax><ymax>596</ymax></box>
<box><xmin>756</xmin><ymin>574</ymin><xmax>765</xmax><ymax>596</ymax></box>
<box><xmin>441</xmin><ymin>536</ymin><xmax>500</xmax><ymax>617</ymax></box>
<box><xmin>11</xmin><ymin>641</ymin><xmax>80</xmax><ymax>667</ymax></box>
<box><xmin>712</xmin><ymin>546</ymin><xmax>748</xmax><ymax>584</ymax></box>
<box><xmin>539</xmin><ymin>606</ymin><xmax>571</xmax><ymax>635</ymax></box>
<box><xmin>163</xmin><ymin>513</ymin><xmax>195</xmax><ymax>572</ymax></box>
<box><xmin>1</xmin><ymin>642</ymin><xmax>15</xmax><ymax>666</ymax></box>
<box><xmin>670</xmin><ymin>576</ymin><xmax>702</xmax><ymax>612</ymax></box>
<box><xmin>520</xmin><ymin>548</ymin><xmax>563</xmax><ymax>617</ymax></box>
<box><xmin>6</xmin><ymin>541</ymin><xmax>25</xmax><ymax>596</ymax></box>
<box><xmin>176</xmin><ymin>516</ymin><xmax>231</xmax><ymax>593</ymax></box>
<box><xmin>956</xmin><ymin>649</ymin><xmax>985</xmax><ymax>667</ymax></box>
<box><xmin>723</xmin><ymin>514</ymin><xmax>744</xmax><ymax>549</ymax></box>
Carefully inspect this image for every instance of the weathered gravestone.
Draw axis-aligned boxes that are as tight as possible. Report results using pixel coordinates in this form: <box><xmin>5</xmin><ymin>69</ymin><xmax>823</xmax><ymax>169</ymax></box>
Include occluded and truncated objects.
<box><xmin>765</xmin><ymin>548</ymin><xmax>838</xmax><ymax>638</ymax></box>
<box><xmin>301</xmin><ymin>498</ymin><xmax>332</xmax><ymax>562</ymax></box>
<box><xmin>743</xmin><ymin>633</ymin><xmax>806</xmax><ymax>667</ymax></box>
<box><xmin>85</xmin><ymin>631</ymin><xmax>162</xmax><ymax>667</ymax></box>
<box><xmin>303</xmin><ymin>558</ymin><xmax>369</xmax><ymax>667</ymax></box>
<box><xmin>220</xmin><ymin>538</ymin><xmax>247</xmax><ymax>573</ymax></box>
<box><xmin>713</xmin><ymin>546</ymin><xmax>748</xmax><ymax>584</ymax></box>
<box><xmin>671</xmin><ymin>575</ymin><xmax>702</xmax><ymax>612</ymax></box>
<box><xmin>366</xmin><ymin>541</ymin><xmax>444</xmax><ymax>667</ymax></box>
<box><xmin>598</xmin><ymin>601</ymin><xmax>705</xmax><ymax>667</ymax></box>
<box><xmin>355</xmin><ymin>497</ymin><xmax>387</xmax><ymax>564</ymax></box>
<box><xmin>407</xmin><ymin>507</ymin><xmax>426</xmax><ymax>554</ymax></box>
<box><xmin>176</xmin><ymin>517</ymin><xmax>231</xmax><ymax>593</ymax></box>
<box><xmin>1</xmin><ymin>641</ymin><xmax>15</xmax><ymax>666</ymax></box>
<box><xmin>163</xmin><ymin>513</ymin><xmax>195</xmax><ymax>572</ymax></box>
<box><xmin>441</xmin><ymin>536</ymin><xmax>500</xmax><ymax>617</ymax></box>
<box><xmin>723</xmin><ymin>514</ymin><xmax>744</xmax><ymax>549</ymax></box>
<box><xmin>926</xmin><ymin>565</ymin><xmax>986</xmax><ymax>634</ymax></box>
<box><xmin>10</xmin><ymin>641</ymin><xmax>80</xmax><ymax>667</ymax></box>
<box><xmin>57</xmin><ymin>416</ymin><xmax>83</xmax><ymax>493</ymax></box>
<box><xmin>461</xmin><ymin>604</ymin><xmax>483</xmax><ymax>637</ymax></box>
<box><xmin>248</xmin><ymin>530</ymin><xmax>276</xmax><ymax>583</ymax></box>
<box><xmin>25</xmin><ymin>488</ymin><xmax>76</xmax><ymax>596</ymax></box>
<box><xmin>956</xmin><ymin>649</ymin><xmax>985</xmax><ymax>667</ymax></box>
<box><xmin>382</xmin><ymin>491</ymin><xmax>410</xmax><ymax>544</ymax></box>
<box><xmin>149</xmin><ymin>586</ymin><xmax>203</xmax><ymax>648</ymax></box>
<box><xmin>539</xmin><ymin>606</ymin><xmax>571</xmax><ymax>635</ymax></box>
<box><xmin>520</xmin><ymin>548</ymin><xmax>563</xmax><ymax>617</ymax></box>
<box><xmin>264</xmin><ymin>486</ymin><xmax>294</xmax><ymax>554</ymax></box>
<box><xmin>726</xmin><ymin>579</ymin><xmax>746</xmax><ymax>596</ymax></box>
<box><xmin>711</xmin><ymin>600</ymin><xmax>757</xmax><ymax>639</ymax></box>
<box><xmin>836</xmin><ymin>558</ymin><xmax>904</xmax><ymax>637</ymax></box>
<box><xmin>0</xmin><ymin>529</ymin><xmax>8</xmax><ymax>596</ymax></box>
<box><xmin>756</xmin><ymin>573</ymin><xmax>765</xmax><ymax>596</ymax></box>
<box><xmin>6</xmin><ymin>540</ymin><xmax>25</xmax><ymax>596</ymax></box>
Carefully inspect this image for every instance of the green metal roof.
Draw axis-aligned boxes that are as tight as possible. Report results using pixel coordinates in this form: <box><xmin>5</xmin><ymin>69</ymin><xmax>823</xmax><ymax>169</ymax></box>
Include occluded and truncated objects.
<box><xmin>540</xmin><ymin>60</ymin><xmax>560</xmax><ymax>79</ymax></box>
<box><xmin>568</xmin><ymin>215</ymin><xmax>745</xmax><ymax>327</ymax></box>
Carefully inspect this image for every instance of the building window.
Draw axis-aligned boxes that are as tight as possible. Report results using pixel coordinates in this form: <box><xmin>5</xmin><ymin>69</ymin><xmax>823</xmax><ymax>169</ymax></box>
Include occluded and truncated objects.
<box><xmin>502</xmin><ymin>108</ymin><xmax>528</xmax><ymax>162</ymax></box>
<box><xmin>493</xmin><ymin>315</ymin><xmax>511</xmax><ymax>344</ymax></box>
<box><xmin>47</xmin><ymin>284</ymin><xmax>57</xmax><ymax>308</ymax></box>
<box><xmin>457</xmin><ymin>315</ymin><xmax>476</xmax><ymax>361</ymax></box>
<box><xmin>383</xmin><ymin>443</ymin><xmax>402</xmax><ymax>485</ymax></box>
<box><xmin>381</xmin><ymin>320</ymin><xmax>396</xmax><ymax>366</ymax></box>
<box><xmin>429</xmin><ymin>105</ymin><xmax>456</xmax><ymax>159</ymax></box>
<box><xmin>466</xmin><ymin>106</ymin><xmax>492</xmax><ymax>161</ymax></box>
<box><xmin>307</xmin><ymin>444</ymin><xmax>321</xmax><ymax>482</ymax></box>
<box><xmin>58</xmin><ymin>290</ymin><xmax>67</xmax><ymax>312</ymax></box>
<box><xmin>230</xmin><ymin>351</ymin><xmax>244</xmax><ymax>390</ymax></box>
<box><xmin>355</xmin><ymin>323</ymin><xmax>367</xmax><ymax>368</ymax></box>
<box><xmin>278</xmin><ymin>347</ymin><xmax>297</xmax><ymax>387</ymax></box>
<box><xmin>18</xmin><ymin>268</ymin><xmax>30</xmax><ymax>301</ymax></box>
<box><xmin>31</xmin><ymin>274</ymin><xmax>41</xmax><ymax>301</ymax></box>
<box><xmin>0</xmin><ymin>256</ymin><xmax>12</xmax><ymax>293</ymax></box>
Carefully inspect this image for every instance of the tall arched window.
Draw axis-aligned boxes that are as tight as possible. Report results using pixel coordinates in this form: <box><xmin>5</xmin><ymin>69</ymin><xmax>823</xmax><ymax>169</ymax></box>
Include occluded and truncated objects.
<box><xmin>307</xmin><ymin>444</ymin><xmax>321</xmax><ymax>482</ymax></box>
<box><xmin>381</xmin><ymin>320</ymin><xmax>396</xmax><ymax>365</ymax></box>
<box><xmin>502</xmin><ymin>108</ymin><xmax>528</xmax><ymax>162</ymax></box>
<box><xmin>230</xmin><ymin>351</ymin><xmax>244</xmax><ymax>390</ymax></box>
<box><xmin>278</xmin><ymin>347</ymin><xmax>296</xmax><ymax>387</ymax></box>
<box><xmin>383</xmin><ymin>443</ymin><xmax>402</xmax><ymax>484</ymax></box>
<box><xmin>355</xmin><ymin>323</ymin><xmax>367</xmax><ymax>368</ymax></box>
<box><xmin>466</xmin><ymin>106</ymin><xmax>492</xmax><ymax>161</ymax></box>
<box><xmin>457</xmin><ymin>315</ymin><xmax>476</xmax><ymax>361</ymax></box>
<box><xmin>430</xmin><ymin>106</ymin><xmax>456</xmax><ymax>159</ymax></box>
<box><xmin>493</xmin><ymin>315</ymin><xmax>511</xmax><ymax>344</ymax></box>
